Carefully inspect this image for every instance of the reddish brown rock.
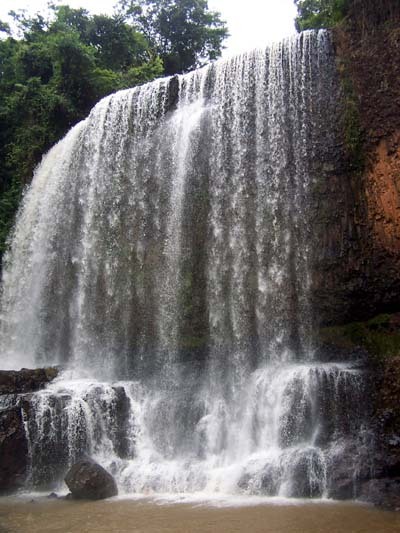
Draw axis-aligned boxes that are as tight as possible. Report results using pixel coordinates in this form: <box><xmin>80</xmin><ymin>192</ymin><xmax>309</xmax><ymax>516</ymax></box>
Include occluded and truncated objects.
<box><xmin>310</xmin><ymin>4</ymin><xmax>400</xmax><ymax>326</ymax></box>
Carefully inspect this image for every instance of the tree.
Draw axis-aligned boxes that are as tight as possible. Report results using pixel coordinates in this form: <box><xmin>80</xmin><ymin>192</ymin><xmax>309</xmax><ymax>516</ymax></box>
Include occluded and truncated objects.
<box><xmin>0</xmin><ymin>5</ymin><xmax>164</xmax><ymax>259</ymax></box>
<box><xmin>118</xmin><ymin>0</ymin><xmax>229</xmax><ymax>74</ymax></box>
<box><xmin>0</xmin><ymin>20</ymin><xmax>11</xmax><ymax>35</ymax></box>
<box><xmin>294</xmin><ymin>0</ymin><xmax>349</xmax><ymax>31</ymax></box>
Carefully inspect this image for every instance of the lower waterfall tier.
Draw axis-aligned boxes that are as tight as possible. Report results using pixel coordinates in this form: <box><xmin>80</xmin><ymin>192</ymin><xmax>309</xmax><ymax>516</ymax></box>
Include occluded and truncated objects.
<box><xmin>1</xmin><ymin>361</ymin><xmax>372</xmax><ymax>499</ymax></box>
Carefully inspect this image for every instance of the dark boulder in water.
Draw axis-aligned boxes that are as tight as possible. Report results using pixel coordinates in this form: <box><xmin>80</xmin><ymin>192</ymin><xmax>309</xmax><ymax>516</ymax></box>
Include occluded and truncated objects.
<box><xmin>64</xmin><ymin>459</ymin><xmax>118</xmax><ymax>500</ymax></box>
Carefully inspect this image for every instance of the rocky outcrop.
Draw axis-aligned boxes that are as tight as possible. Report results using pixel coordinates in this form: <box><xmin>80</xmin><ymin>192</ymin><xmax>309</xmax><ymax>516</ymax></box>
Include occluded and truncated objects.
<box><xmin>112</xmin><ymin>386</ymin><xmax>133</xmax><ymax>459</ymax></box>
<box><xmin>365</xmin><ymin>134</ymin><xmax>400</xmax><ymax>257</ymax></box>
<box><xmin>64</xmin><ymin>459</ymin><xmax>118</xmax><ymax>500</ymax></box>
<box><xmin>316</xmin><ymin>317</ymin><xmax>400</xmax><ymax>509</ymax></box>
<box><xmin>0</xmin><ymin>366</ymin><xmax>58</xmax><ymax>493</ymax></box>
<box><xmin>310</xmin><ymin>3</ymin><xmax>400</xmax><ymax>326</ymax></box>
<box><xmin>29</xmin><ymin>384</ymin><xmax>133</xmax><ymax>489</ymax></box>
<box><xmin>0</xmin><ymin>406</ymin><xmax>29</xmax><ymax>493</ymax></box>
<box><xmin>360</xmin><ymin>479</ymin><xmax>400</xmax><ymax>511</ymax></box>
<box><xmin>0</xmin><ymin>367</ymin><xmax>58</xmax><ymax>395</ymax></box>
<box><xmin>0</xmin><ymin>374</ymin><xmax>134</xmax><ymax>494</ymax></box>
<box><xmin>368</xmin><ymin>354</ymin><xmax>400</xmax><ymax>509</ymax></box>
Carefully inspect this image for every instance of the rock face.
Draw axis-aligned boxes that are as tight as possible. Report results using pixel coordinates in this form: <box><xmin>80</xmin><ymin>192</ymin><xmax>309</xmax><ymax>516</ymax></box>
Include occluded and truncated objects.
<box><xmin>304</xmin><ymin>15</ymin><xmax>400</xmax><ymax>510</ymax></box>
<box><xmin>367</xmin><ymin>355</ymin><xmax>400</xmax><ymax>510</ymax></box>
<box><xmin>310</xmin><ymin>3</ymin><xmax>400</xmax><ymax>326</ymax></box>
<box><xmin>0</xmin><ymin>367</ymin><xmax>58</xmax><ymax>395</ymax></box>
<box><xmin>24</xmin><ymin>384</ymin><xmax>133</xmax><ymax>489</ymax></box>
<box><xmin>0</xmin><ymin>367</ymin><xmax>58</xmax><ymax>493</ymax></box>
<box><xmin>312</xmin><ymin>5</ymin><xmax>400</xmax><ymax>502</ymax></box>
<box><xmin>0</xmin><ymin>406</ymin><xmax>29</xmax><ymax>493</ymax></box>
<box><xmin>360</xmin><ymin>479</ymin><xmax>400</xmax><ymax>511</ymax></box>
<box><xmin>64</xmin><ymin>460</ymin><xmax>118</xmax><ymax>500</ymax></box>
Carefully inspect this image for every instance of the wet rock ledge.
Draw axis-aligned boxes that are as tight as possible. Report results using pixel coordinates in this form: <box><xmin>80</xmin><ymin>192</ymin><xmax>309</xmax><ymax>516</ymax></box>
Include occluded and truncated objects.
<box><xmin>0</xmin><ymin>367</ymin><xmax>58</xmax><ymax>395</ymax></box>
<box><xmin>0</xmin><ymin>367</ymin><xmax>58</xmax><ymax>494</ymax></box>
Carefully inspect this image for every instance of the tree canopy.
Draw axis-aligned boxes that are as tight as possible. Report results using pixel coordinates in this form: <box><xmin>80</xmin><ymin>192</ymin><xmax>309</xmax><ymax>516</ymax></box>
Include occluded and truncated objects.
<box><xmin>117</xmin><ymin>0</ymin><xmax>228</xmax><ymax>74</ymax></box>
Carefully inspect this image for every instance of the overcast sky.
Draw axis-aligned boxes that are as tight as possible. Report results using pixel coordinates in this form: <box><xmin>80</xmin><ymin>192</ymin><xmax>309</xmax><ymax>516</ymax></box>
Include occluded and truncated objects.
<box><xmin>0</xmin><ymin>0</ymin><xmax>297</xmax><ymax>56</ymax></box>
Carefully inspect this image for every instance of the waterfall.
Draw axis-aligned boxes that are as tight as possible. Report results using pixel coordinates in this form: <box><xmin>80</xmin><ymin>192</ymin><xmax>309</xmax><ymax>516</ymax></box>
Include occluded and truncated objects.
<box><xmin>0</xmin><ymin>31</ymin><xmax>370</xmax><ymax>498</ymax></box>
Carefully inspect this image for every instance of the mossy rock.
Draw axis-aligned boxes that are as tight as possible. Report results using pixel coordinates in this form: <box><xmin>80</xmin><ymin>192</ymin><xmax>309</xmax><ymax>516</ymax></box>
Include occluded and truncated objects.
<box><xmin>319</xmin><ymin>313</ymin><xmax>400</xmax><ymax>360</ymax></box>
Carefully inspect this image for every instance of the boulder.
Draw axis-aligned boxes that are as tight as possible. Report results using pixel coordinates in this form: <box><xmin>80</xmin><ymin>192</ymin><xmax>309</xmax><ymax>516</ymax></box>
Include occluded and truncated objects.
<box><xmin>0</xmin><ymin>406</ymin><xmax>29</xmax><ymax>493</ymax></box>
<box><xmin>64</xmin><ymin>460</ymin><xmax>118</xmax><ymax>500</ymax></box>
<box><xmin>0</xmin><ymin>367</ymin><xmax>58</xmax><ymax>395</ymax></box>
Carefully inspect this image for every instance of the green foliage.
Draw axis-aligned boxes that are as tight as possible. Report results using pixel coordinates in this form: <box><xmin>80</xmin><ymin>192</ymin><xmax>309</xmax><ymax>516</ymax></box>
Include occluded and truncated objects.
<box><xmin>319</xmin><ymin>314</ymin><xmax>400</xmax><ymax>359</ymax></box>
<box><xmin>122</xmin><ymin>55</ymin><xmax>164</xmax><ymax>86</ymax></box>
<box><xmin>0</xmin><ymin>176</ymin><xmax>24</xmax><ymax>257</ymax></box>
<box><xmin>294</xmin><ymin>0</ymin><xmax>350</xmax><ymax>31</ymax></box>
<box><xmin>117</xmin><ymin>0</ymin><xmax>229</xmax><ymax>74</ymax></box>
<box><xmin>0</xmin><ymin>20</ymin><xmax>11</xmax><ymax>36</ymax></box>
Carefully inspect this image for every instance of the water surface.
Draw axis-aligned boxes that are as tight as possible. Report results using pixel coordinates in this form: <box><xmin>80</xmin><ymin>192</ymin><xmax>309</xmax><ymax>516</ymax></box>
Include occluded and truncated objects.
<box><xmin>0</xmin><ymin>498</ymin><xmax>398</xmax><ymax>533</ymax></box>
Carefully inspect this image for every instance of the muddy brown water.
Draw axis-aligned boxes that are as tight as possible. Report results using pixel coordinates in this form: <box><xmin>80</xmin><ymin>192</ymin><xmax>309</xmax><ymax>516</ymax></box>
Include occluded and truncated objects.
<box><xmin>0</xmin><ymin>497</ymin><xmax>399</xmax><ymax>533</ymax></box>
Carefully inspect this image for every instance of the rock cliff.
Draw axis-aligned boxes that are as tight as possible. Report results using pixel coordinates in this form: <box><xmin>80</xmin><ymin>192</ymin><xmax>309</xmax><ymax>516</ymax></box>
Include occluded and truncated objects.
<box><xmin>309</xmin><ymin>1</ymin><xmax>400</xmax><ymax>509</ymax></box>
<box><xmin>311</xmin><ymin>2</ymin><xmax>400</xmax><ymax>327</ymax></box>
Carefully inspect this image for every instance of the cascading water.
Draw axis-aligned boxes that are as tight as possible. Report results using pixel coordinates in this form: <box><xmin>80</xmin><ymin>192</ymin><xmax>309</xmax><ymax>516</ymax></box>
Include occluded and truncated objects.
<box><xmin>0</xmin><ymin>31</ymin><xmax>371</xmax><ymax>498</ymax></box>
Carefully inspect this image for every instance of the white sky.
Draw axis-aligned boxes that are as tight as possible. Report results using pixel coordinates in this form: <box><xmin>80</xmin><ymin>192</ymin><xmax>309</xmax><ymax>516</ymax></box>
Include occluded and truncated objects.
<box><xmin>0</xmin><ymin>0</ymin><xmax>297</xmax><ymax>56</ymax></box>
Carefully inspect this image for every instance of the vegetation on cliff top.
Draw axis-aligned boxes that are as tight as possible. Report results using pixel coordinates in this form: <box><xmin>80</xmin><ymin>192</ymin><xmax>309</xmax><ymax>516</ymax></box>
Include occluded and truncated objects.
<box><xmin>294</xmin><ymin>0</ymin><xmax>349</xmax><ymax>31</ymax></box>
<box><xmin>117</xmin><ymin>0</ymin><xmax>228</xmax><ymax>75</ymax></box>
<box><xmin>0</xmin><ymin>1</ymin><xmax>228</xmax><ymax>261</ymax></box>
<box><xmin>294</xmin><ymin>0</ymin><xmax>400</xmax><ymax>31</ymax></box>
